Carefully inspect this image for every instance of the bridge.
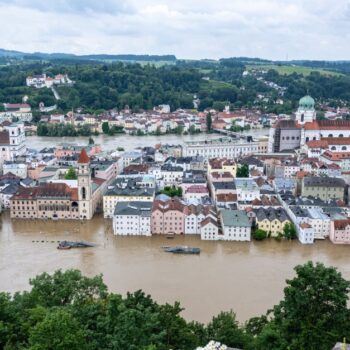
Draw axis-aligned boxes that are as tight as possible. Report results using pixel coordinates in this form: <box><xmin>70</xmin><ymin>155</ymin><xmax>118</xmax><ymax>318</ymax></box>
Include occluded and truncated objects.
<box><xmin>212</xmin><ymin>128</ymin><xmax>252</xmax><ymax>140</ymax></box>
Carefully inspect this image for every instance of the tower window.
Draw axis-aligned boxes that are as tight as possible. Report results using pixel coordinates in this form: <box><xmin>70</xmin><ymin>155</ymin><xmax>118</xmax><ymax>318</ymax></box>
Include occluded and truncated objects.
<box><xmin>81</xmin><ymin>187</ymin><xmax>86</xmax><ymax>200</ymax></box>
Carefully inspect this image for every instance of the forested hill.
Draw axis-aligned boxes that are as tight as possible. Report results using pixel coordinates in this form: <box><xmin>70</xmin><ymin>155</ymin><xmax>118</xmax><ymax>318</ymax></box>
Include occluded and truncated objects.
<box><xmin>0</xmin><ymin>48</ymin><xmax>176</xmax><ymax>62</ymax></box>
<box><xmin>1</xmin><ymin>56</ymin><xmax>350</xmax><ymax>114</ymax></box>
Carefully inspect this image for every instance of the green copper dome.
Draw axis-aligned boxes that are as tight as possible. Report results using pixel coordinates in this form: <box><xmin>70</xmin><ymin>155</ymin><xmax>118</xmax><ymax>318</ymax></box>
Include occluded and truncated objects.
<box><xmin>299</xmin><ymin>95</ymin><xmax>315</xmax><ymax>109</ymax></box>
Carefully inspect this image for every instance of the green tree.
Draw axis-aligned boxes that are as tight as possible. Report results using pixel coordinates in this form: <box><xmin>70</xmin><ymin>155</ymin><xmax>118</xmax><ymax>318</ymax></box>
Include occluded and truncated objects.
<box><xmin>253</xmin><ymin>229</ymin><xmax>268</xmax><ymax>241</ymax></box>
<box><xmin>263</xmin><ymin>262</ymin><xmax>350</xmax><ymax>350</ymax></box>
<box><xmin>236</xmin><ymin>164</ymin><xmax>249</xmax><ymax>178</ymax></box>
<box><xmin>160</xmin><ymin>186</ymin><xmax>183</xmax><ymax>198</ymax></box>
<box><xmin>64</xmin><ymin>167</ymin><xmax>77</xmax><ymax>180</ymax></box>
<box><xmin>28</xmin><ymin>309</ymin><xmax>87</xmax><ymax>350</ymax></box>
<box><xmin>174</xmin><ymin>125</ymin><xmax>184</xmax><ymax>135</ymax></box>
<box><xmin>155</xmin><ymin>127</ymin><xmax>162</xmax><ymax>136</ymax></box>
<box><xmin>206</xmin><ymin>112</ymin><xmax>212</xmax><ymax>132</ymax></box>
<box><xmin>207</xmin><ymin>311</ymin><xmax>250</xmax><ymax>349</ymax></box>
<box><xmin>102</xmin><ymin>121</ymin><xmax>110</xmax><ymax>134</ymax></box>
<box><xmin>137</xmin><ymin>129</ymin><xmax>145</xmax><ymax>136</ymax></box>
<box><xmin>283</xmin><ymin>222</ymin><xmax>297</xmax><ymax>240</ymax></box>
<box><xmin>189</xmin><ymin>124</ymin><xmax>198</xmax><ymax>135</ymax></box>
<box><xmin>29</xmin><ymin>270</ymin><xmax>108</xmax><ymax>307</ymax></box>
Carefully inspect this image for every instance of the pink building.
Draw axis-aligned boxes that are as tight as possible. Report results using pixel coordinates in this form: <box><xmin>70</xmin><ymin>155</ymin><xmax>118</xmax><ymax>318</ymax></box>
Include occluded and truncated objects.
<box><xmin>54</xmin><ymin>145</ymin><xmax>101</xmax><ymax>159</ymax></box>
<box><xmin>151</xmin><ymin>198</ymin><xmax>185</xmax><ymax>234</ymax></box>
<box><xmin>330</xmin><ymin>219</ymin><xmax>350</xmax><ymax>244</ymax></box>
<box><xmin>183</xmin><ymin>185</ymin><xmax>209</xmax><ymax>201</ymax></box>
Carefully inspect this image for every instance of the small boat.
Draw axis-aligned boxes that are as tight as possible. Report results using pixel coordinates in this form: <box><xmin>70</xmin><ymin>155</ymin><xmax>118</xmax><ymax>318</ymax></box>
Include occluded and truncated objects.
<box><xmin>166</xmin><ymin>235</ymin><xmax>175</xmax><ymax>239</ymax></box>
<box><xmin>57</xmin><ymin>241</ymin><xmax>96</xmax><ymax>249</ymax></box>
<box><xmin>162</xmin><ymin>246</ymin><xmax>200</xmax><ymax>254</ymax></box>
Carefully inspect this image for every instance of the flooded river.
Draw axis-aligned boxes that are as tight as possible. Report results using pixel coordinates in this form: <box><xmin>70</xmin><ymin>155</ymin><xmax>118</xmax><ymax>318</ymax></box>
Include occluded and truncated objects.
<box><xmin>1</xmin><ymin>213</ymin><xmax>350</xmax><ymax>323</ymax></box>
<box><xmin>27</xmin><ymin>129</ymin><xmax>270</xmax><ymax>151</ymax></box>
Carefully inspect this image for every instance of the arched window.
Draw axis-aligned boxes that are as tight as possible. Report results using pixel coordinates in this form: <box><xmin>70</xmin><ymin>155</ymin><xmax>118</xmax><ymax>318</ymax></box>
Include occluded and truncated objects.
<box><xmin>331</xmin><ymin>146</ymin><xmax>336</xmax><ymax>151</ymax></box>
<box><xmin>301</xmin><ymin>114</ymin><xmax>304</xmax><ymax>122</ymax></box>
<box><xmin>81</xmin><ymin>187</ymin><xmax>86</xmax><ymax>200</ymax></box>
<box><xmin>306</xmin><ymin>137</ymin><xmax>310</xmax><ymax>142</ymax></box>
<box><xmin>328</xmin><ymin>134</ymin><xmax>333</xmax><ymax>138</ymax></box>
<box><xmin>342</xmin><ymin>146</ymin><xmax>347</xmax><ymax>151</ymax></box>
<box><xmin>339</xmin><ymin>134</ymin><xmax>344</xmax><ymax>137</ymax></box>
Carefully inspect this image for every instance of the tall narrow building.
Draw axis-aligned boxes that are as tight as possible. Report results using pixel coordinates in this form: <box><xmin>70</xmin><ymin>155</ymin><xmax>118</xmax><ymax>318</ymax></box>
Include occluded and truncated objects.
<box><xmin>78</xmin><ymin>148</ymin><xmax>93</xmax><ymax>220</ymax></box>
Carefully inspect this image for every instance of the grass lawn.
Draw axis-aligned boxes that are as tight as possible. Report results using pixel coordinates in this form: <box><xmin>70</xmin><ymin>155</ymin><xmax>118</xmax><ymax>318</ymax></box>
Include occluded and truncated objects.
<box><xmin>247</xmin><ymin>64</ymin><xmax>343</xmax><ymax>76</ymax></box>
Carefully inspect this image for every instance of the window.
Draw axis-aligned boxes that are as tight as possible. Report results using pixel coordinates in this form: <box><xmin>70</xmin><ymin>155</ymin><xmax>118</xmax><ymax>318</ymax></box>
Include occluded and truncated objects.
<box><xmin>81</xmin><ymin>187</ymin><xmax>86</xmax><ymax>200</ymax></box>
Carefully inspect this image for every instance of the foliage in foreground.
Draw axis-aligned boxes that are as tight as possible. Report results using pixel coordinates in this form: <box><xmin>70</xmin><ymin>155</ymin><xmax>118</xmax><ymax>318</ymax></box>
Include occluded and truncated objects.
<box><xmin>0</xmin><ymin>262</ymin><xmax>349</xmax><ymax>349</ymax></box>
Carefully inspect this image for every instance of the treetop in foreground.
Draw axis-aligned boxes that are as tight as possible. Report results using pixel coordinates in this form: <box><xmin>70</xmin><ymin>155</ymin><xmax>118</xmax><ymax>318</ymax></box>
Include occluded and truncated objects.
<box><xmin>0</xmin><ymin>262</ymin><xmax>349</xmax><ymax>350</ymax></box>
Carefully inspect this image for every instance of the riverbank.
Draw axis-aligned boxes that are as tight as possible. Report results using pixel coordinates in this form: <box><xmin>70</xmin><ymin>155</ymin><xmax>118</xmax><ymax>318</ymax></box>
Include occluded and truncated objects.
<box><xmin>1</xmin><ymin>212</ymin><xmax>350</xmax><ymax>323</ymax></box>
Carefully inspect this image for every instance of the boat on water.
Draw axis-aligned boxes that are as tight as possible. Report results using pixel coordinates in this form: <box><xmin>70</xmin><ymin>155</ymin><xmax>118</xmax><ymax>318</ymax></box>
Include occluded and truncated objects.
<box><xmin>162</xmin><ymin>246</ymin><xmax>200</xmax><ymax>254</ymax></box>
<box><xmin>57</xmin><ymin>241</ymin><xmax>96</xmax><ymax>250</ymax></box>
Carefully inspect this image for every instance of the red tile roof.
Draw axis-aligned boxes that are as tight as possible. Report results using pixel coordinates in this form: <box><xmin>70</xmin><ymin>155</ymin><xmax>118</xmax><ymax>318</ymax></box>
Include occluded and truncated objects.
<box><xmin>304</xmin><ymin>120</ymin><xmax>350</xmax><ymax>130</ymax></box>
<box><xmin>322</xmin><ymin>151</ymin><xmax>350</xmax><ymax>161</ymax></box>
<box><xmin>12</xmin><ymin>183</ymin><xmax>78</xmax><ymax>201</ymax></box>
<box><xmin>78</xmin><ymin>148</ymin><xmax>90</xmax><ymax>163</ymax></box>
<box><xmin>216</xmin><ymin>193</ymin><xmax>238</xmax><ymax>202</ymax></box>
<box><xmin>334</xmin><ymin>219</ymin><xmax>350</xmax><ymax>230</ymax></box>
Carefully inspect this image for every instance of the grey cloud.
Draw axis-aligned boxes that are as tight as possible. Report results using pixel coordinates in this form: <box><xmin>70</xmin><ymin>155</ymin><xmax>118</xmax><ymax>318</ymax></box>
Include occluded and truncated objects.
<box><xmin>1</xmin><ymin>0</ymin><xmax>350</xmax><ymax>60</ymax></box>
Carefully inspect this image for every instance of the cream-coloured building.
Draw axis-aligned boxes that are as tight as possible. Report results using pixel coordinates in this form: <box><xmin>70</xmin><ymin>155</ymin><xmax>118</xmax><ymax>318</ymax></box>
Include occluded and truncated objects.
<box><xmin>254</xmin><ymin>207</ymin><xmax>291</xmax><ymax>237</ymax></box>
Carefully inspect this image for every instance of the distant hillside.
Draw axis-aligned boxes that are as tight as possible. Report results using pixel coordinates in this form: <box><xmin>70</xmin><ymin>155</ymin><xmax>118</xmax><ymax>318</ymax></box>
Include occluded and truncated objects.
<box><xmin>0</xmin><ymin>48</ymin><xmax>177</xmax><ymax>62</ymax></box>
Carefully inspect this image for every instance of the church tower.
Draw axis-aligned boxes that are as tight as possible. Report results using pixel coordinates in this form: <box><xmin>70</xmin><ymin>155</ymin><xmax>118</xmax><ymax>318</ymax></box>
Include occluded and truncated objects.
<box><xmin>78</xmin><ymin>148</ymin><xmax>93</xmax><ymax>220</ymax></box>
<box><xmin>295</xmin><ymin>95</ymin><xmax>316</xmax><ymax>125</ymax></box>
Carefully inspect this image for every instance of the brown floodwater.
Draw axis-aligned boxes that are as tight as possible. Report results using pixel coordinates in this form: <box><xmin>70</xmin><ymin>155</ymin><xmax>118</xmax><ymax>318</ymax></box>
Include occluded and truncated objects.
<box><xmin>1</xmin><ymin>212</ymin><xmax>350</xmax><ymax>323</ymax></box>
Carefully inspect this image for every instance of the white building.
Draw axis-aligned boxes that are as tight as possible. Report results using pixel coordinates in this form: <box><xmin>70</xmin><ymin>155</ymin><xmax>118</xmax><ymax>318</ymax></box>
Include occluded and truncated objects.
<box><xmin>160</xmin><ymin>165</ymin><xmax>184</xmax><ymax>186</ymax></box>
<box><xmin>235</xmin><ymin>178</ymin><xmax>260</xmax><ymax>202</ymax></box>
<box><xmin>3</xmin><ymin>162</ymin><xmax>27</xmax><ymax>179</ymax></box>
<box><xmin>200</xmin><ymin>218</ymin><xmax>220</xmax><ymax>240</ymax></box>
<box><xmin>26</xmin><ymin>74</ymin><xmax>46</xmax><ymax>88</ymax></box>
<box><xmin>298</xmin><ymin>222</ymin><xmax>314</xmax><ymax>244</ymax></box>
<box><xmin>184</xmin><ymin>137</ymin><xmax>268</xmax><ymax>159</ymax></box>
<box><xmin>121</xmin><ymin>150</ymin><xmax>142</xmax><ymax>168</ymax></box>
<box><xmin>306</xmin><ymin>207</ymin><xmax>331</xmax><ymax>240</ymax></box>
<box><xmin>0</xmin><ymin>122</ymin><xmax>26</xmax><ymax>167</ymax></box>
<box><xmin>0</xmin><ymin>184</ymin><xmax>19</xmax><ymax>209</ymax></box>
<box><xmin>184</xmin><ymin>205</ymin><xmax>216</xmax><ymax>235</ymax></box>
<box><xmin>220</xmin><ymin>209</ymin><xmax>251</xmax><ymax>241</ymax></box>
<box><xmin>113</xmin><ymin>201</ymin><xmax>152</xmax><ymax>236</ymax></box>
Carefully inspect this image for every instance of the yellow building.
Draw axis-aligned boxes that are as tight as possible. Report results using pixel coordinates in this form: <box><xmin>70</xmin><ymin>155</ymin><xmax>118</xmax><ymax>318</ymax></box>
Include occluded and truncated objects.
<box><xmin>208</xmin><ymin>158</ymin><xmax>237</xmax><ymax>177</ymax></box>
<box><xmin>255</xmin><ymin>207</ymin><xmax>291</xmax><ymax>237</ymax></box>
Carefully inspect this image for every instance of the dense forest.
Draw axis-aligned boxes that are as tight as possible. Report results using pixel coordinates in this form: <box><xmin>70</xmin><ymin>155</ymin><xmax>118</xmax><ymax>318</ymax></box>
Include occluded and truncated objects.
<box><xmin>1</xmin><ymin>58</ymin><xmax>350</xmax><ymax>114</ymax></box>
<box><xmin>0</xmin><ymin>261</ymin><xmax>349</xmax><ymax>350</ymax></box>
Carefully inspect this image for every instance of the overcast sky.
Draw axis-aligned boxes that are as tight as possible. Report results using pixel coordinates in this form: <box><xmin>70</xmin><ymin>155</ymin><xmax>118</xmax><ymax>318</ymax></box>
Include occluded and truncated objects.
<box><xmin>1</xmin><ymin>0</ymin><xmax>350</xmax><ymax>60</ymax></box>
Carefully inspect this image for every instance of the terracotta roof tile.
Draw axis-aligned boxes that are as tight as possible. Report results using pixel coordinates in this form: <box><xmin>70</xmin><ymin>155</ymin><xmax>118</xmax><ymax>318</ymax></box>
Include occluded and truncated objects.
<box><xmin>78</xmin><ymin>148</ymin><xmax>90</xmax><ymax>164</ymax></box>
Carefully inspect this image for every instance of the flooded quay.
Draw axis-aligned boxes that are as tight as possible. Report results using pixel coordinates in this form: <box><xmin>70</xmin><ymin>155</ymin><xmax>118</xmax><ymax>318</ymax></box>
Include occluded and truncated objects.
<box><xmin>1</xmin><ymin>213</ymin><xmax>350</xmax><ymax>323</ymax></box>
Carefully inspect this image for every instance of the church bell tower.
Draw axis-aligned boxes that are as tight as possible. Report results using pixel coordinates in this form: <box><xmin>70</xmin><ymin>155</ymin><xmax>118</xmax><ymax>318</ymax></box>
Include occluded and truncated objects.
<box><xmin>77</xmin><ymin>148</ymin><xmax>93</xmax><ymax>219</ymax></box>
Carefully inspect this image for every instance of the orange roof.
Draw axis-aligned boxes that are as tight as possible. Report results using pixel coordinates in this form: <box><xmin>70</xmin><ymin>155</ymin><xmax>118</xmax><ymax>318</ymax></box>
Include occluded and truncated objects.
<box><xmin>307</xmin><ymin>138</ymin><xmax>350</xmax><ymax>148</ymax></box>
<box><xmin>296</xmin><ymin>170</ymin><xmax>310</xmax><ymax>179</ymax></box>
<box><xmin>322</xmin><ymin>151</ymin><xmax>350</xmax><ymax>161</ymax></box>
<box><xmin>78</xmin><ymin>148</ymin><xmax>90</xmax><ymax>163</ymax></box>
<box><xmin>304</xmin><ymin>120</ymin><xmax>350</xmax><ymax>130</ymax></box>
<box><xmin>304</xmin><ymin>121</ymin><xmax>320</xmax><ymax>130</ymax></box>
<box><xmin>334</xmin><ymin>219</ymin><xmax>350</xmax><ymax>230</ymax></box>
<box><xmin>306</xmin><ymin>139</ymin><xmax>328</xmax><ymax>148</ymax></box>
